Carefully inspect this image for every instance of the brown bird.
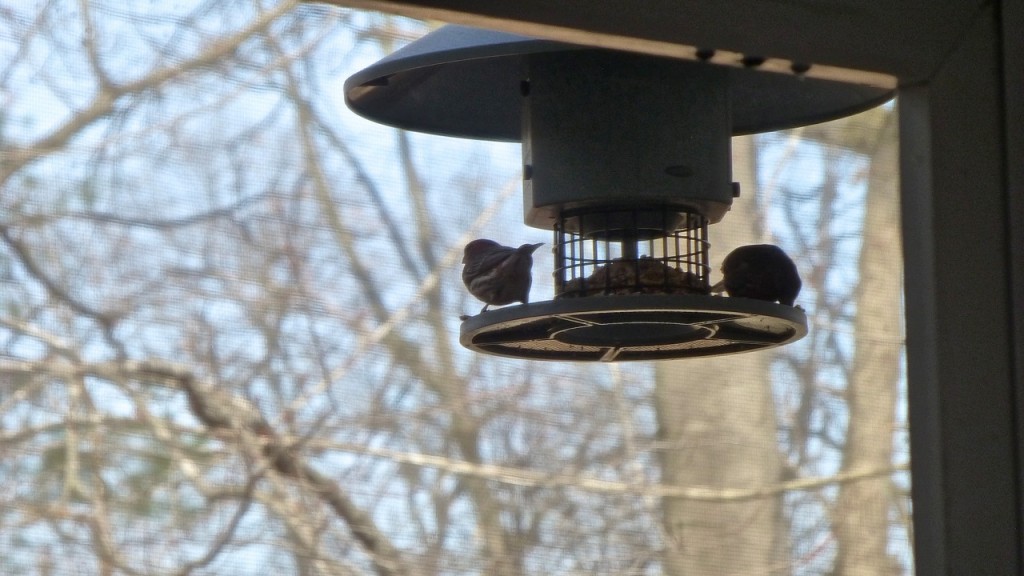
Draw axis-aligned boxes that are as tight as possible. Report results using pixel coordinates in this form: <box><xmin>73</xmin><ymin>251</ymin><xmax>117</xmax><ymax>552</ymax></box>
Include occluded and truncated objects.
<box><xmin>462</xmin><ymin>239</ymin><xmax>544</xmax><ymax>313</ymax></box>
<box><xmin>710</xmin><ymin>244</ymin><xmax>802</xmax><ymax>306</ymax></box>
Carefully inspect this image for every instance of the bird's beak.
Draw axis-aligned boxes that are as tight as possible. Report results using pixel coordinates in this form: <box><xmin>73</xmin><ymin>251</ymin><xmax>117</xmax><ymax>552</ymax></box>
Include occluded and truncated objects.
<box><xmin>709</xmin><ymin>279</ymin><xmax>726</xmax><ymax>293</ymax></box>
<box><xmin>528</xmin><ymin>243</ymin><xmax>544</xmax><ymax>253</ymax></box>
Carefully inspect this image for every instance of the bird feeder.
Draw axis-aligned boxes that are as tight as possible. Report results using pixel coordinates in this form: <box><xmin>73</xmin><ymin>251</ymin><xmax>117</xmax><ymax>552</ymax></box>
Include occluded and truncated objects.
<box><xmin>345</xmin><ymin>25</ymin><xmax>892</xmax><ymax>361</ymax></box>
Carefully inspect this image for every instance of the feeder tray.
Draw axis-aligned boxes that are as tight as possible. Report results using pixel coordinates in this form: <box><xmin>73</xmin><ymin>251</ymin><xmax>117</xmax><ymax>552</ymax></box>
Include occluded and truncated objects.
<box><xmin>459</xmin><ymin>295</ymin><xmax>807</xmax><ymax>362</ymax></box>
<box><xmin>459</xmin><ymin>205</ymin><xmax>804</xmax><ymax>361</ymax></box>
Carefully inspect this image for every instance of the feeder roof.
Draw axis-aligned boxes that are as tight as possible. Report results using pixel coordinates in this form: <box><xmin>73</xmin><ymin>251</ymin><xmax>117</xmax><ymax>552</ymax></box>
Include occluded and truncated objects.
<box><xmin>344</xmin><ymin>25</ymin><xmax>893</xmax><ymax>141</ymax></box>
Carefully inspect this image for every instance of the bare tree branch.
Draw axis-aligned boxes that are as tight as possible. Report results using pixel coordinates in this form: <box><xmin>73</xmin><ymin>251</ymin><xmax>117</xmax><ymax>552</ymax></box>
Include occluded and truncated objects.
<box><xmin>0</xmin><ymin>0</ymin><xmax>298</xmax><ymax>182</ymax></box>
<box><xmin>302</xmin><ymin>91</ymin><xmax>424</xmax><ymax>280</ymax></box>
<box><xmin>81</xmin><ymin>357</ymin><xmax>412</xmax><ymax>576</ymax></box>
<box><xmin>0</xmin><ymin>223</ymin><xmax>120</xmax><ymax>341</ymax></box>
<box><xmin>173</xmin><ymin>477</ymin><xmax>259</xmax><ymax>576</ymax></box>
<box><xmin>328</xmin><ymin>440</ymin><xmax>911</xmax><ymax>503</ymax></box>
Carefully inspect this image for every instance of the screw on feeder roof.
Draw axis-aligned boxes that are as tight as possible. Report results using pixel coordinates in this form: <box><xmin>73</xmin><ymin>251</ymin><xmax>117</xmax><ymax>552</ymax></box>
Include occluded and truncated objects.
<box><xmin>345</xmin><ymin>25</ymin><xmax>892</xmax><ymax>361</ymax></box>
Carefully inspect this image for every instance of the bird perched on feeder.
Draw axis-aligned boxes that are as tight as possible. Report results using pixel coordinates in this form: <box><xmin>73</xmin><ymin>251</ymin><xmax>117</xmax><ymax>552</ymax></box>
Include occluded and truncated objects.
<box><xmin>462</xmin><ymin>239</ymin><xmax>544</xmax><ymax>313</ymax></box>
<box><xmin>710</xmin><ymin>244</ymin><xmax>802</xmax><ymax>306</ymax></box>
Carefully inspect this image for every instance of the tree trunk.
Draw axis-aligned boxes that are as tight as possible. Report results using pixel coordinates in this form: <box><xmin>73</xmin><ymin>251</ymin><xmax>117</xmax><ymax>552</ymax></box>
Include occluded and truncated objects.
<box><xmin>832</xmin><ymin>110</ymin><xmax>902</xmax><ymax>575</ymax></box>
<box><xmin>656</xmin><ymin>135</ymin><xmax>788</xmax><ymax>575</ymax></box>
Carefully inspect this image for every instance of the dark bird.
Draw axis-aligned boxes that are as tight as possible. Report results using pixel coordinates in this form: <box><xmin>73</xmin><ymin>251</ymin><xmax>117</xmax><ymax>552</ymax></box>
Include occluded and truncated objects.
<box><xmin>710</xmin><ymin>244</ymin><xmax>802</xmax><ymax>306</ymax></box>
<box><xmin>462</xmin><ymin>239</ymin><xmax>544</xmax><ymax>313</ymax></box>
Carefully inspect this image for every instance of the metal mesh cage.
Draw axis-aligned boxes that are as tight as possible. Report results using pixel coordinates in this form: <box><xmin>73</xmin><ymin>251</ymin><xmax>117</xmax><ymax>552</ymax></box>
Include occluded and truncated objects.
<box><xmin>462</xmin><ymin>205</ymin><xmax>806</xmax><ymax>361</ymax></box>
<box><xmin>554</xmin><ymin>207</ymin><xmax>711</xmax><ymax>298</ymax></box>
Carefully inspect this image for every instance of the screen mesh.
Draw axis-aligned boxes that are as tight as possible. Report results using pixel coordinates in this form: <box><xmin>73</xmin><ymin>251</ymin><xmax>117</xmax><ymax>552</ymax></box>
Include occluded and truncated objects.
<box><xmin>0</xmin><ymin>2</ymin><xmax>909</xmax><ymax>574</ymax></box>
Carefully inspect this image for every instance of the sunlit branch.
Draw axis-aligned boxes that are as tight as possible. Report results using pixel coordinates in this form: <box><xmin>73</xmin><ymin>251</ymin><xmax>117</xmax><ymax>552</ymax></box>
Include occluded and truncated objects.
<box><xmin>0</xmin><ymin>224</ymin><xmax>122</xmax><ymax>351</ymax></box>
<box><xmin>172</xmin><ymin>476</ymin><xmax>259</xmax><ymax>576</ymax></box>
<box><xmin>0</xmin><ymin>317</ymin><xmax>81</xmax><ymax>360</ymax></box>
<box><xmin>397</xmin><ymin>130</ymin><xmax>437</xmax><ymax>271</ymax></box>
<box><xmin>0</xmin><ymin>224</ymin><xmax>93</xmax><ymax>322</ymax></box>
<box><xmin>6</xmin><ymin>192</ymin><xmax>270</xmax><ymax>231</ymax></box>
<box><xmin>302</xmin><ymin>98</ymin><xmax>424</xmax><ymax>280</ymax></box>
<box><xmin>267</xmin><ymin>48</ymin><xmax>516</xmax><ymax>573</ymax></box>
<box><xmin>332</xmin><ymin>441</ymin><xmax>911</xmax><ymax>503</ymax></box>
<box><xmin>278</xmin><ymin>177</ymin><xmax>517</xmax><ymax>426</ymax></box>
<box><xmin>0</xmin><ymin>7</ymin><xmax>48</xmax><ymax>89</ymax></box>
<box><xmin>77</xmin><ymin>0</ymin><xmax>113</xmax><ymax>89</ymax></box>
<box><xmin>259</xmin><ymin>483</ymin><xmax>365</xmax><ymax>574</ymax></box>
<box><xmin>0</xmin><ymin>0</ymin><xmax>299</xmax><ymax>182</ymax></box>
<box><xmin>74</xmin><ymin>357</ymin><xmax>412</xmax><ymax>576</ymax></box>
